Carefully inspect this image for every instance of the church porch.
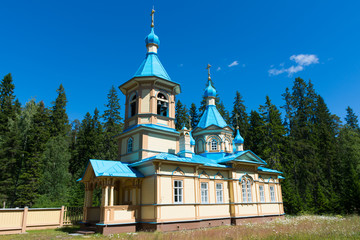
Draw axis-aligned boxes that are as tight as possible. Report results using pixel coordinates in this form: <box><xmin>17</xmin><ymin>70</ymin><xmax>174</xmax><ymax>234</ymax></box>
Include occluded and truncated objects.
<box><xmin>80</xmin><ymin>169</ymin><xmax>142</xmax><ymax>234</ymax></box>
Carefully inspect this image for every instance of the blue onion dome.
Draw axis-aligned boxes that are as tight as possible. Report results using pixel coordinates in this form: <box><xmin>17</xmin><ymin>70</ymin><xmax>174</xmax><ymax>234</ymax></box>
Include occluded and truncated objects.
<box><xmin>204</xmin><ymin>80</ymin><xmax>217</xmax><ymax>97</ymax></box>
<box><xmin>181</xmin><ymin>126</ymin><xmax>188</xmax><ymax>131</ymax></box>
<box><xmin>145</xmin><ymin>27</ymin><xmax>160</xmax><ymax>46</ymax></box>
<box><xmin>189</xmin><ymin>132</ymin><xmax>195</xmax><ymax>146</ymax></box>
<box><xmin>234</xmin><ymin>128</ymin><xmax>244</xmax><ymax>144</ymax></box>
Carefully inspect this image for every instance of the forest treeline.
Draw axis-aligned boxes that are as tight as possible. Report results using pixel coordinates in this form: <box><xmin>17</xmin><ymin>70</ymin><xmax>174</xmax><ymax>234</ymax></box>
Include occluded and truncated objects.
<box><xmin>0</xmin><ymin>73</ymin><xmax>359</xmax><ymax>214</ymax></box>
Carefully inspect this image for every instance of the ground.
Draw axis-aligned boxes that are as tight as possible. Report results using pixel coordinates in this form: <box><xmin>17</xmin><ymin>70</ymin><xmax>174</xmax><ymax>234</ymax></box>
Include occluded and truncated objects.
<box><xmin>2</xmin><ymin>215</ymin><xmax>360</xmax><ymax>240</ymax></box>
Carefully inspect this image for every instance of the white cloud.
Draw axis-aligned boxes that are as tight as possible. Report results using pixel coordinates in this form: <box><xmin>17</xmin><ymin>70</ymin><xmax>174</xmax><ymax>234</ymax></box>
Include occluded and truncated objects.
<box><xmin>289</xmin><ymin>54</ymin><xmax>319</xmax><ymax>66</ymax></box>
<box><xmin>228</xmin><ymin>61</ymin><xmax>239</xmax><ymax>67</ymax></box>
<box><xmin>216</xmin><ymin>67</ymin><xmax>221</xmax><ymax>71</ymax></box>
<box><xmin>269</xmin><ymin>54</ymin><xmax>319</xmax><ymax>77</ymax></box>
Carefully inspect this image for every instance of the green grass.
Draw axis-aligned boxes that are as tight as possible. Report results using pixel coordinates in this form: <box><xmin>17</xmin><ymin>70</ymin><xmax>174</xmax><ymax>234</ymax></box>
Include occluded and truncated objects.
<box><xmin>2</xmin><ymin>215</ymin><xmax>360</xmax><ymax>240</ymax></box>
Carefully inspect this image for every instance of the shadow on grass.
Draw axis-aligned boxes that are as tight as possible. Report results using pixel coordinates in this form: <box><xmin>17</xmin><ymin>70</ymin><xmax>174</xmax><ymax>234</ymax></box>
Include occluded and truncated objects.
<box><xmin>55</xmin><ymin>225</ymin><xmax>81</xmax><ymax>234</ymax></box>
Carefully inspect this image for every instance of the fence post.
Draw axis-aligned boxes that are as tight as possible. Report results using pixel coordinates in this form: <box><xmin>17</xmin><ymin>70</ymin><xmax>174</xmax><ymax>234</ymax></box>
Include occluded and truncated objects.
<box><xmin>59</xmin><ymin>206</ymin><xmax>65</xmax><ymax>227</ymax></box>
<box><xmin>21</xmin><ymin>207</ymin><xmax>28</xmax><ymax>233</ymax></box>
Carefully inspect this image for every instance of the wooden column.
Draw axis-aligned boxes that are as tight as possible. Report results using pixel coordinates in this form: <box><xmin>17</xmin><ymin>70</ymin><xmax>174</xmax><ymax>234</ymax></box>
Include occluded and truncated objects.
<box><xmin>110</xmin><ymin>185</ymin><xmax>114</xmax><ymax>206</ymax></box>
<box><xmin>104</xmin><ymin>186</ymin><xmax>109</xmax><ymax>207</ymax></box>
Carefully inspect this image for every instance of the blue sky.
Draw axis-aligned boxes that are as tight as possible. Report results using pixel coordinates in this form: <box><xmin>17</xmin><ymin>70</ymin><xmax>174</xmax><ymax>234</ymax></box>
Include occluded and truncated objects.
<box><xmin>1</xmin><ymin>0</ymin><xmax>359</xmax><ymax>123</ymax></box>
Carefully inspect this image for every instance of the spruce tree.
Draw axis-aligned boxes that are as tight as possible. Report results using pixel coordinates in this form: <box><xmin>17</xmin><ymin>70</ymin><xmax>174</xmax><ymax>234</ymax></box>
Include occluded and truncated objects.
<box><xmin>217</xmin><ymin>101</ymin><xmax>230</xmax><ymax>124</ymax></box>
<box><xmin>230</xmin><ymin>91</ymin><xmax>249</xmax><ymax>144</ymax></box>
<box><xmin>0</xmin><ymin>73</ymin><xmax>21</xmax><ymax>207</ymax></box>
<box><xmin>345</xmin><ymin>106</ymin><xmax>359</xmax><ymax>130</ymax></box>
<box><xmin>189</xmin><ymin>103</ymin><xmax>199</xmax><ymax>129</ymax></box>
<box><xmin>50</xmin><ymin>84</ymin><xmax>69</xmax><ymax>137</ymax></box>
<box><xmin>258</xmin><ymin>96</ymin><xmax>286</xmax><ymax>169</ymax></box>
<box><xmin>15</xmin><ymin>101</ymin><xmax>50</xmax><ymax>207</ymax></box>
<box><xmin>246</xmin><ymin>110</ymin><xmax>265</xmax><ymax>155</ymax></box>
<box><xmin>336</xmin><ymin>126</ymin><xmax>360</xmax><ymax>214</ymax></box>
<box><xmin>0</xmin><ymin>73</ymin><xmax>16</xmax><ymax>133</ymax></box>
<box><xmin>102</xmin><ymin>86</ymin><xmax>123</xmax><ymax>159</ymax></box>
<box><xmin>37</xmin><ymin>135</ymin><xmax>71</xmax><ymax>207</ymax></box>
<box><xmin>175</xmin><ymin>100</ymin><xmax>189</xmax><ymax>130</ymax></box>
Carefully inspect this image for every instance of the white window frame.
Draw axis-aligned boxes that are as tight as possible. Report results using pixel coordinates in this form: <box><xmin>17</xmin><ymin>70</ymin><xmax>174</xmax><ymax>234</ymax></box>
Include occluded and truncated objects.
<box><xmin>259</xmin><ymin>185</ymin><xmax>265</xmax><ymax>203</ymax></box>
<box><xmin>201</xmin><ymin>182</ymin><xmax>209</xmax><ymax>203</ymax></box>
<box><xmin>247</xmin><ymin>180</ymin><xmax>252</xmax><ymax>202</ymax></box>
<box><xmin>216</xmin><ymin>183</ymin><xmax>223</xmax><ymax>203</ymax></box>
<box><xmin>174</xmin><ymin>180</ymin><xmax>183</xmax><ymax>203</ymax></box>
<box><xmin>241</xmin><ymin>180</ymin><xmax>247</xmax><ymax>203</ymax></box>
<box><xmin>270</xmin><ymin>185</ymin><xmax>276</xmax><ymax>202</ymax></box>
<box><xmin>127</xmin><ymin>138</ymin><xmax>133</xmax><ymax>153</ymax></box>
<box><xmin>211</xmin><ymin>139</ymin><xmax>218</xmax><ymax>151</ymax></box>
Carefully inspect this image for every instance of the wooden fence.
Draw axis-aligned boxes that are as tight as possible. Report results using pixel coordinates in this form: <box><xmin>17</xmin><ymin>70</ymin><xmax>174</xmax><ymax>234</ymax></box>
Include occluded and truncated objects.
<box><xmin>0</xmin><ymin>206</ymin><xmax>83</xmax><ymax>235</ymax></box>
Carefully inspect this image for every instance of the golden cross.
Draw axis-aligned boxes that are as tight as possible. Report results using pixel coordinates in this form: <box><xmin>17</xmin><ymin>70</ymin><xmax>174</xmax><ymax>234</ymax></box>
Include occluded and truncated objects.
<box><xmin>206</xmin><ymin>64</ymin><xmax>211</xmax><ymax>80</ymax></box>
<box><xmin>151</xmin><ymin>9</ymin><xmax>155</xmax><ymax>28</ymax></box>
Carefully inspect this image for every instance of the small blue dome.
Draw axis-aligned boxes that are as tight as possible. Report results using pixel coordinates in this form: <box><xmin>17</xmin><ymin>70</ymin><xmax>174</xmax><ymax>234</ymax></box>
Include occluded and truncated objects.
<box><xmin>234</xmin><ymin>129</ymin><xmax>244</xmax><ymax>144</ymax></box>
<box><xmin>145</xmin><ymin>28</ymin><xmax>160</xmax><ymax>46</ymax></box>
<box><xmin>204</xmin><ymin>80</ymin><xmax>216</xmax><ymax>97</ymax></box>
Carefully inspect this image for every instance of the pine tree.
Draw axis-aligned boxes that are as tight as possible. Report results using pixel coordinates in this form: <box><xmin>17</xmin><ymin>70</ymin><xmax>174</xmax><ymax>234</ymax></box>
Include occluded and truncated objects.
<box><xmin>189</xmin><ymin>103</ymin><xmax>199</xmax><ymax>129</ymax></box>
<box><xmin>345</xmin><ymin>106</ymin><xmax>359</xmax><ymax>130</ymax></box>
<box><xmin>50</xmin><ymin>84</ymin><xmax>69</xmax><ymax>137</ymax></box>
<box><xmin>102</xmin><ymin>86</ymin><xmax>123</xmax><ymax>159</ymax></box>
<box><xmin>230</xmin><ymin>91</ymin><xmax>249</xmax><ymax>144</ymax></box>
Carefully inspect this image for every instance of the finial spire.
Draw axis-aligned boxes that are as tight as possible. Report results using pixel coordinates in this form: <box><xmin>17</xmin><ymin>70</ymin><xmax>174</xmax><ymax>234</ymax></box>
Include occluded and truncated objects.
<box><xmin>235</xmin><ymin>113</ymin><xmax>239</xmax><ymax>129</ymax></box>
<box><xmin>206</xmin><ymin>64</ymin><xmax>212</xmax><ymax>80</ymax></box>
<box><xmin>151</xmin><ymin>8</ymin><xmax>155</xmax><ymax>28</ymax></box>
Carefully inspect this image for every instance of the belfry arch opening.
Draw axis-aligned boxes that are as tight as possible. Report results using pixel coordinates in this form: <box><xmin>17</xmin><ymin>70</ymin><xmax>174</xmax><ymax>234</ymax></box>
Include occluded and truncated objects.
<box><xmin>157</xmin><ymin>92</ymin><xmax>168</xmax><ymax>117</ymax></box>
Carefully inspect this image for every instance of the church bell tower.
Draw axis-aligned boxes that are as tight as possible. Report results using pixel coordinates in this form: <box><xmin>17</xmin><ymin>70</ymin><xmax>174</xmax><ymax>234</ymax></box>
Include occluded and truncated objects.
<box><xmin>117</xmin><ymin>9</ymin><xmax>181</xmax><ymax>163</ymax></box>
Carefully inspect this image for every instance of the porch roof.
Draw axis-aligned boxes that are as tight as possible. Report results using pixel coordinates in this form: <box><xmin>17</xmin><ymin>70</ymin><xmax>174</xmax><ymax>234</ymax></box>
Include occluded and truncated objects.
<box><xmin>79</xmin><ymin>159</ymin><xmax>144</xmax><ymax>181</ymax></box>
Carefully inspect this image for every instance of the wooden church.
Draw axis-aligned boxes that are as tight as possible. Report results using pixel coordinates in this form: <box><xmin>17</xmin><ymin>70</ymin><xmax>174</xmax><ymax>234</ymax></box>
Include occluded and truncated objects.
<box><xmin>79</xmin><ymin>9</ymin><xmax>285</xmax><ymax>235</ymax></box>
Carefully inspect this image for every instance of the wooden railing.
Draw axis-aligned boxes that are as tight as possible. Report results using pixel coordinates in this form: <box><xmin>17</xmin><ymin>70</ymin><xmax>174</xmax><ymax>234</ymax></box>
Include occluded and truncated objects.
<box><xmin>63</xmin><ymin>206</ymin><xmax>83</xmax><ymax>225</ymax></box>
<box><xmin>101</xmin><ymin>205</ymin><xmax>138</xmax><ymax>224</ymax></box>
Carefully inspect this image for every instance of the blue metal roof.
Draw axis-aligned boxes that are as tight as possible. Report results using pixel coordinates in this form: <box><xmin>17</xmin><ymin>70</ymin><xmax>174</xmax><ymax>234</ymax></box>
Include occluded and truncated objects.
<box><xmin>89</xmin><ymin>159</ymin><xmax>144</xmax><ymax>178</ymax></box>
<box><xmin>133</xmin><ymin>52</ymin><xmax>171</xmax><ymax>81</ymax></box>
<box><xmin>129</xmin><ymin>153</ymin><xmax>229</xmax><ymax>168</ymax></box>
<box><xmin>257</xmin><ymin>166</ymin><xmax>283</xmax><ymax>174</ymax></box>
<box><xmin>196</xmin><ymin>105</ymin><xmax>228</xmax><ymax>129</ymax></box>
<box><xmin>123</xmin><ymin>124</ymin><xmax>179</xmax><ymax>134</ymax></box>
<box><xmin>216</xmin><ymin>150</ymin><xmax>267</xmax><ymax>165</ymax></box>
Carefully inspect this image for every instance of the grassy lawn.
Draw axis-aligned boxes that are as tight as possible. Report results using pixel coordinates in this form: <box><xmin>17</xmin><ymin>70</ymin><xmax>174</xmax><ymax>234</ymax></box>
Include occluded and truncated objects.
<box><xmin>2</xmin><ymin>215</ymin><xmax>360</xmax><ymax>240</ymax></box>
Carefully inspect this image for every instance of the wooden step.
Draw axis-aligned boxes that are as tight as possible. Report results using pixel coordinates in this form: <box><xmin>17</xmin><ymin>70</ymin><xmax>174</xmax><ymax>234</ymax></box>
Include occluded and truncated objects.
<box><xmin>76</xmin><ymin>230</ymin><xmax>96</xmax><ymax>235</ymax></box>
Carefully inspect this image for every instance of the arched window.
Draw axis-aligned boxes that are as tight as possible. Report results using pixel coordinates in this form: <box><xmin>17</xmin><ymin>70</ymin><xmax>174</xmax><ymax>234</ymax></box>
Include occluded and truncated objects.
<box><xmin>241</xmin><ymin>180</ymin><xmax>247</xmax><ymax>203</ymax></box>
<box><xmin>241</xmin><ymin>177</ymin><xmax>253</xmax><ymax>203</ymax></box>
<box><xmin>211</xmin><ymin>139</ymin><xmax>218</xmax><ymax>151</ymax></box>
<box><xmin>157</xmin><ymin>92</ymin><xmax>168</xmax><ymax>116</ymax></box>
<box><xmin>129</xmin><ymin>94</ymin><xmax>137</xmax><ymax>117</ymax></box>
<box><xmin>127</xmin><ymin>138</ymin><xmax>133</xmax><ymax>153</ymax></box>
<box><xmin>224</xmin><ymin>139</ymin><xmax>230</xmax><ymax>152</ymax></box>
<box><xmin>196</xmin><ymin>139</ymin><xmax>204</xmax><ymax>153</ymax></box>
<box><xmin>247</xmin><ymin>180</ymin><xmax>252</xmax><ymax>202</ymax></box>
